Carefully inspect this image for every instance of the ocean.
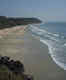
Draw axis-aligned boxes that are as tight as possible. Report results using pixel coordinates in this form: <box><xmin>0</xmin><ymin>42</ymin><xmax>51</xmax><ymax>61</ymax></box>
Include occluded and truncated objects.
<box><xmin>29</xmin><ymin>22</ymin><xmax>66</xmax><ymax>70</ymax></box>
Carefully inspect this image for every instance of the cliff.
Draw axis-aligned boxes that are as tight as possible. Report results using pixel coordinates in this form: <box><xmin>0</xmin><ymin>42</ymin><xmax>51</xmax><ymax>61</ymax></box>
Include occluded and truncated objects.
<box><xmin>0</xmin><ymin>16</ymin><xmax>42</xmax><ymax>29</ymax></box>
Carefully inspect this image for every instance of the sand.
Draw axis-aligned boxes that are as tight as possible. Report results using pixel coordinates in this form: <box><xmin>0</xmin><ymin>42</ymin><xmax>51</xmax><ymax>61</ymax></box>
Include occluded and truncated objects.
<box><xmin>24</xmin><ymin>30</ymin><xmax>66</xmax><ymax>80</ymax></box>
<box><xmin>0</xmin><ymin>25</ymin><xmax>66</xmax><ymax>80</ymax></box>
<box><xmin>0</xmin><ymin>25</ymin><xmax>27</xmax><ymax>60</ymax></box>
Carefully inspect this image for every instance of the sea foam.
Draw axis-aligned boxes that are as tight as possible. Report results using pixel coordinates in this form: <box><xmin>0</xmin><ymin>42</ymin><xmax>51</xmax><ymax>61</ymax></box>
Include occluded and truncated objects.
<box><xmin>29</xmin><ymin>24</ymin><xmax>66</xmax><ymax>70</ymax></box>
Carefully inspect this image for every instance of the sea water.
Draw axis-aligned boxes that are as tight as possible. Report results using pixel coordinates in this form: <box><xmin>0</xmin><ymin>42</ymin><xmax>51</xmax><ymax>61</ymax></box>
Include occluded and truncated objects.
<box><xmin>29</xmin><ymin>22</ymin><xmax>66</xmax><ymax>70</ymax></box>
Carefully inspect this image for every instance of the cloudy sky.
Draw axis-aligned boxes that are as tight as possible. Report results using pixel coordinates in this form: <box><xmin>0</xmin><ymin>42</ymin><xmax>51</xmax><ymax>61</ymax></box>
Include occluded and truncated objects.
<box><xmin>0</xmin><ymin>0</ymin><xmax>66</xmax><ymax>22</ymax></box>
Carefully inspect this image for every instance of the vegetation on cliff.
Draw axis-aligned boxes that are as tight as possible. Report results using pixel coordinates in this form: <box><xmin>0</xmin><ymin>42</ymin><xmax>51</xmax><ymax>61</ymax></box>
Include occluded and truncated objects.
<box><xmin>0</xmin><ymin>16</ymin><xmax>42</xmax><ymax>29</ymax></box>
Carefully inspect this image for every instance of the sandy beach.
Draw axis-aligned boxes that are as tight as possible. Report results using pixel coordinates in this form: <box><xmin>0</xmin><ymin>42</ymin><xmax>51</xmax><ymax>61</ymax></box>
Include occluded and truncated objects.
<box><xmin>0</xmin><ymin>26</ymin><xmax>27</xmax><ymax>60</ymax></box>
<box><xmin>0</xmin><ymin>25</ymin><xmax>66</xmax><ymax>80</ymax></box>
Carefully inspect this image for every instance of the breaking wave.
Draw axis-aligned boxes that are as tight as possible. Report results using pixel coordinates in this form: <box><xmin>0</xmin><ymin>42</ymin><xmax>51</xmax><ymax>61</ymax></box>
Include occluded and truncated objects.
<box><xmin>29</xmin><ymin>24</ymin><xmax>66</xmax><ymax>70</ymax></box>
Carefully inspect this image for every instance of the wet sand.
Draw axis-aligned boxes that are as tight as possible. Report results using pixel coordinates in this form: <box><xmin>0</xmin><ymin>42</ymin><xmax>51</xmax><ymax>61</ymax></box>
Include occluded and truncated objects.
<box><xmin>0</xmin><ymin>26</ymin><xmax>66</xmax><ymax>80</ymax></box>
<box><xmin>24</xmin><ymin>30</ymin><xmax>66</xmax><ymax>80</ymax></box>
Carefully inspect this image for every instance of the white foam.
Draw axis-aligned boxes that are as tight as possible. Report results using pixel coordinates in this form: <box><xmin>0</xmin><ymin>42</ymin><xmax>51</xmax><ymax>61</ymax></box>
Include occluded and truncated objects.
<box><xmin>64</xmin><ymin>43</ymin><xmax>66</xmax><ymax>46</ymax></box>
<box><xmin>30</xmin><ymin>25</ymin><xmax>59</xmax><ymax>42</ymax></box>
<box><xmin>49</xmin><ymin>36</ymin><xmax>59</xmax><ymax>42</ymax></box>
<box><xmin>40</xmin><ymin>38</ymin><xmax>66</xmax><ymax>70</ymax></box>
<box><xmin>51</xmin><ymin>54</ymin><xmax>66</xmax><ymax>70</ymax></box>
<box><xmin>29</xmin><ymin>24</ymin><xmax>66</xmax><ymax>70</ymax></box>
<box><xmin>52</xmin><ymin>33</ymin><xmax>59</xmax><ymax>37</ymax></box>
<box><xmin>40</xmin><ymin>39</ymin><xmax>53</xmax><ymax>54</ymax></box>
<box><xmin>30</xmin><ymin>25</ymin><xmax>48</xmax><ymax>34</ymax></box>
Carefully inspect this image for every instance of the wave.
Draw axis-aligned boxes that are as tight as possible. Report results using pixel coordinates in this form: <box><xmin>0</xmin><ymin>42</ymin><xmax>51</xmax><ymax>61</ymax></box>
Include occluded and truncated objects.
<box><xmin>29</xmin><ymin>24</ymin><xmax>66</xmax><ymax>70</ymax></box>
<box><xmin>40</xmin><ymin>38</ymin><xmax>66</xmax><ymax>70</ymax></box>
<box><xmin>64</xmin><ymin>43</ymin><xmax>66</xmax><ymax>47</ymax></box>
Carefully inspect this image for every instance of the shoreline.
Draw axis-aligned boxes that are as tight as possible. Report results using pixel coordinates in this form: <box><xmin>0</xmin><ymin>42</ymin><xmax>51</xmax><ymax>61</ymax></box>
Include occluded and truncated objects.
<box><xmin>30</xmin><ymin>34</ymin><xmax>65</xmax><ymax>71</ymax></box>
<box><xmin>40</xmin><ymin>39</ymin><xmax>66</xmax><ymax>70</ymax></box>
<box><xmin>24</xmin><ymin>30</ymin><xmax>66</xmax><ymax>80</ymax></box>
<box><xmin>0</xmin><ymin>25</ymin><xmax>66</xmax><ymax>80</ymax></box>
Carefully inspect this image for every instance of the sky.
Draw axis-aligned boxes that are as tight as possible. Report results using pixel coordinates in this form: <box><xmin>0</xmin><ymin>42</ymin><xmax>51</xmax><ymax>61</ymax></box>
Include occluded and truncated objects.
<box><xmin>0</xmin><ymin>0</ymin><xmax>66</xmax><ymax>22</ymax></box>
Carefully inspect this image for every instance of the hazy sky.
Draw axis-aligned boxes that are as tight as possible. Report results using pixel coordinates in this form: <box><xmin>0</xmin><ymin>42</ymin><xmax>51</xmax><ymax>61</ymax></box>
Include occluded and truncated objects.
<box><xmin>0</xmin><ymin>0</ymin><xmax>66</xmax><ymax>22</ymax></box>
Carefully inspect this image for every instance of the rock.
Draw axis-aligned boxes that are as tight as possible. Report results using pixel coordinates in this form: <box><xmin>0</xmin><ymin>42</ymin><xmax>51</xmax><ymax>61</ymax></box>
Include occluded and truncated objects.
<box><xmin>0</xmin><ymin>56</ymin><xmax>34</xmax><ymax>80</ymax></box>
<box><xmin>14</xmin><ymin>60</ymin><xmax>24</xmax><ymax>72</ymax></box>
<box><xmin>8</xmin><ymin>59</ymin><xmax>15</xmax><ymax>71</ymax></box>
<box><xmin>8</xmin><ymin>60</ymin><xmax>24</xmax><ymax>75</ymax></box>
<box><xmin>0</xmin><ymin>56</ymin><xmax>10</xmax><ymax>65</ymax></box>
<box><xmin>23</xmin><ymin>74</ymin><xmax>33</xmax><ymax>80</ymax></box>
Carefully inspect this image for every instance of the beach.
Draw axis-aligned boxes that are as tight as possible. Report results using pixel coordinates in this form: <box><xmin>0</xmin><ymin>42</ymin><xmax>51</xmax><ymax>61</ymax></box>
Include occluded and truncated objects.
<box><xmin>0</xmin><ymin>25</ymin><xmax>66</xmax><ymax>80</ymax></box>
<box><xmin>24</xmin><ymin>30</ymin><xmax>66</xmax><ymax>80</ymax></box>
<box><xmin>0</xmin><ymin>26</ymin><xmax>27</xmax><ymax>60</ymax></box>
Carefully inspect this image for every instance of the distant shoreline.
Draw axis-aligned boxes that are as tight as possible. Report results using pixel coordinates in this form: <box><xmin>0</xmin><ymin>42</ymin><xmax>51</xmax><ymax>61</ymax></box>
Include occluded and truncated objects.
<box><xmin>0</xmin><ymin>16</ymin><xmax>42</xmax><ymax>30</ymax></box>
